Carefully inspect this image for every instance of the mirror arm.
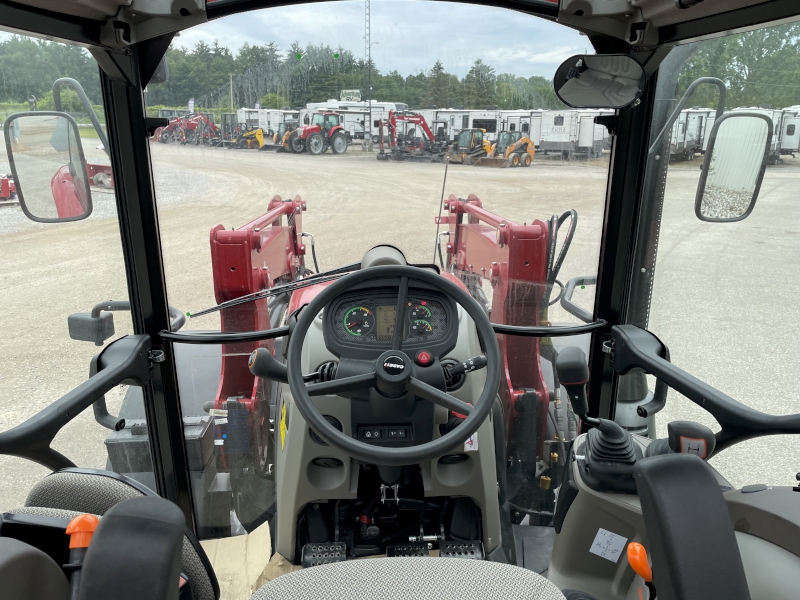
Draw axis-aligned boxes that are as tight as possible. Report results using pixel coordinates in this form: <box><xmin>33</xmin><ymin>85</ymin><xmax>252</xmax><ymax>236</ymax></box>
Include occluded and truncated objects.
<box><xmin>90</xmin><ymin>300</ymin><xmax>185</xmax><ymax>332</ymax></box>
<box><xmin>608</xmin><ymin>325</ymin><xmax>800</xmax><ymax>454</ymax></box>
<box><xmin>648</xmin><ymin>77</ymin><xmax>726</xmax><ymax>157</ymax></box>
<box><xmin>0</xmin><ymin>335</ymin><xmax>153</xmax><ymax>471</ymax></box>
<box><xmin>53</xmin><ymin>77</ymin><xmax>110</xmax><ymax>154</ymax></box>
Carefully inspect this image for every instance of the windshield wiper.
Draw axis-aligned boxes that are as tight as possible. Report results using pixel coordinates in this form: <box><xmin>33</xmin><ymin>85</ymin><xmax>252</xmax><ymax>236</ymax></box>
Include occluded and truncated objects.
<box><xmin>189</xmin><ymin>262</ymin><xmax>361</xmax><ymax>319</ymax></box>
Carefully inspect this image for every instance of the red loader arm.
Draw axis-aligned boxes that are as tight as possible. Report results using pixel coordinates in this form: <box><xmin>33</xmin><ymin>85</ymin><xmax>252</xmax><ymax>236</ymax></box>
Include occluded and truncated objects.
<box><xmin>438</xmin><ymin>194</ymin><xmax>551</xmax><ymax>460</ymax></box>
<box><xmin>209</xmin><ymin>195</ymin><xmax>308</xmax><ymax>414</ymax></box>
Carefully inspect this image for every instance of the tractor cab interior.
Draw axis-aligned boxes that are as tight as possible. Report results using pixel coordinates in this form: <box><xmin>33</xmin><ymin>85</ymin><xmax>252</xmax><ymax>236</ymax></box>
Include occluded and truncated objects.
<box><xmin>0</xmin><ymin>1</ymin><xmax>799</xmax><ymax>600</ymax></box>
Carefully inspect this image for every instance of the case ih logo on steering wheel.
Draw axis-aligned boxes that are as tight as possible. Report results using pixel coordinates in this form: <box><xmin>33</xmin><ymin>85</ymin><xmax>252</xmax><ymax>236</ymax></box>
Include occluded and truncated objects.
<box><xmin>383</xmin><ymin>356</ymin><xmax>406</xmax><ymax>375</ymax></box>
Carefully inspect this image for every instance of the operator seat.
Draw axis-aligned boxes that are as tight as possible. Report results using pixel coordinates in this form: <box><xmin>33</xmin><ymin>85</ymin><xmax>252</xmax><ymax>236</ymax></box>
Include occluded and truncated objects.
<box><xmin>249</xmin><ymin>557</ymin><xmax>568</xmax><ymax>600</ymax></box>
<box><xmin>11</xmin><ymin>468</ymin><xmax>219</xmax><ymax>600</ymax></box>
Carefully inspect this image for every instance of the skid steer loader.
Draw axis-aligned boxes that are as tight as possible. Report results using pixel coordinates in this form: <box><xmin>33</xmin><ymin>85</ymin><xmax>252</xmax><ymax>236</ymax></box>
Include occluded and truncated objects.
<box><xmin>475</xmin><ymin>131</ymin><xmax>536</xmax><ymax>168</ymax></box>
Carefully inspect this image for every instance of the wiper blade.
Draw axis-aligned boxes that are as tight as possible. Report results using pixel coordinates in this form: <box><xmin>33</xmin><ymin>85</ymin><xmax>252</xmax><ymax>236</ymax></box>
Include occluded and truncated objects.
<box><xmin>189</xmin><ymin>262</ymin><xmax>360</xmax><ymax>319</ymax></box>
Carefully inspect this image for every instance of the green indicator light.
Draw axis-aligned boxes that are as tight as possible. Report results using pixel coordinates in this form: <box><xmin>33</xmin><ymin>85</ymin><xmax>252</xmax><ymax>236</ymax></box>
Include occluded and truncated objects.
<box><xmin>296</xmin><ymin>53</ymin><xmax>303</xmax><ymax>60</ymax></box>
<box><xmin>580</xmin><ymin>285</ymin><xmax>585</xmax><ymax>289</ymax></box>
<box><xmin>186</xmin><ymin>311</ymin><xmax>191</xmax><ymax>316</ymax></box>
<box><xmin>333</xmin><ymin>53</ymin><xmax>340</xmax><ymax>59</ymax></box>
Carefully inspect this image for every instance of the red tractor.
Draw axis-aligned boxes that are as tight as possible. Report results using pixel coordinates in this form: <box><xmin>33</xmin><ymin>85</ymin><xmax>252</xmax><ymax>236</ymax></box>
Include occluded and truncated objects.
<box><xmin>288</xmin><ymin>111</ymin><xmax>348</xmax><ymax>155</ymax></box>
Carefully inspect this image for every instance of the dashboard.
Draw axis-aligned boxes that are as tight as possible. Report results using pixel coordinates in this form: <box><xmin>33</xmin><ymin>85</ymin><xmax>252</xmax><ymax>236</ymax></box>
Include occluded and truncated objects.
<box><xmin>323</xmin><ymin>287</ymin><xmax>458</xmax><ymax>358</ymax></box>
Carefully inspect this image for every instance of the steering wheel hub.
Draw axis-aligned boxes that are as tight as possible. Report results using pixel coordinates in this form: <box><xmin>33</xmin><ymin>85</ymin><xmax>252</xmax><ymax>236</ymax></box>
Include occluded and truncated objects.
<box><xmin>378</xmin><ymin>351</ymin><xmax>411</xmax><ymax>381</ymax></box>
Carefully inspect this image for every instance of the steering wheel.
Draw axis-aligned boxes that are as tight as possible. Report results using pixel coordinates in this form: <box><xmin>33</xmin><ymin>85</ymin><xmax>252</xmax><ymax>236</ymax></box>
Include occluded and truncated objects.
<box><xmin>286</xmin><ymin>265</ymin><xmax>500</xmax><ymax>466</ymax></box>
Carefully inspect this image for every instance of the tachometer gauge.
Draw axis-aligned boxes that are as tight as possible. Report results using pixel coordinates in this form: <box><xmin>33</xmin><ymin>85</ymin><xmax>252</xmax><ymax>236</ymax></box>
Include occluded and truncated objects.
<box><xmin>410</xmin><ymin>319</ymin><xmax>433</xmax><ymax>336</ymax></box>
<box><xmin>344</xmin><ymin>306</ymin><xmax>374</xmax><ymax>337</ymax></box>
<box><xmin>409</xmin><ymin>303</ymin><xmax>432</xmax><ymax>320</ymax></box>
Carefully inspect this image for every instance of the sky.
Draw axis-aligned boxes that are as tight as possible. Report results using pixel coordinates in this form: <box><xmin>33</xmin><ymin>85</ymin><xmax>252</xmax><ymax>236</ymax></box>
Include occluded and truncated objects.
<box><xmin>176</xmin><ymin>0</ymin><xmax>590</xmax><ymax>79</ymax></box>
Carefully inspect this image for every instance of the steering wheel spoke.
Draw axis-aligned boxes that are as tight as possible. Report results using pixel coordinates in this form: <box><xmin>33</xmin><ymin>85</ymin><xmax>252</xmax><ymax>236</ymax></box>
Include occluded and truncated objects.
<box><xmin>391</xmin><ymin>276</ymin><xmax>409</xmax><ymax>350</ymax></box>
<box><xmin>306</xmin><ymin>372</ymin><xmax>377</xmax><ymax>396</ymax></box>
<box><xmin>407</xmin><ymin>377</ymin><xmax>473</xmax><ymax>415</ymax></box>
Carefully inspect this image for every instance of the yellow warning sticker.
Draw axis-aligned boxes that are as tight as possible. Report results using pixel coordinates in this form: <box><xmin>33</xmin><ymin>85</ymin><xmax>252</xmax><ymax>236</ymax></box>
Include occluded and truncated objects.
<box><xmin>279</xmin><ymin>403</ymin><xmax>287</xmax><ymax>450</ymax></box>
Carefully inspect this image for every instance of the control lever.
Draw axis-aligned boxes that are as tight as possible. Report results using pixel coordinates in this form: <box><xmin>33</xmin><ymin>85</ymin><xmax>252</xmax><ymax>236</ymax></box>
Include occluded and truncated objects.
<box><xmin>248</xmin><ymin>348</ymin><xmax>317</xmax><ymax>383</ymax></box>
<box><xmin>646</xmin><ymin>420</ymin><xmax>716</xmax><ymax>460</ymax></box>
<box><xmin>555</xmin><ymin>346</ymin><xmax>598</xmax><ymax>425</ymax></box>
<box><xmin>627</xmin><ymin>542</ymin><xmax>657</xmax><ymax>599</ymax></box>
<box><xmin>443</xmin><ymin>355</ymin><xmax>488</xmax><ymax>378</ymax></box>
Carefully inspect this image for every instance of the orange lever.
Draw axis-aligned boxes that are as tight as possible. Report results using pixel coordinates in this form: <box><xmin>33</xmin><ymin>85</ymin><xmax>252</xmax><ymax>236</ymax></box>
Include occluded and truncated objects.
<box><xmin>66</xmin><ymin>514</ymin><xmax>99</xmax><ymax>549</ymax></box>
<box><xmin>627</xmin><ymin>542</ymin><xmax>653</xmax><ymax>582</ymax></box>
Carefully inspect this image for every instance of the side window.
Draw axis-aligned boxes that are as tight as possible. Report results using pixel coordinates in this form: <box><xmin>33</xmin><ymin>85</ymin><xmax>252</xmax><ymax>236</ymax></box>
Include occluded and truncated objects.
<box><xmin>634</xmin><ymin>22</ymin><xmax>800</xmax><ymax>488</ymax></box>
<box><xmin>522</xmin><ymin>123</ymin><xmax>529</xmax><ymax>133</ymax></box>
<box><xmin>0</xmin><ymin>37</ymin><xmax>151</xmax><ymax>511</ymax></box>
<box><xmin>510</xmin><ymin>123</ymin><xmax>516</xmax><ymax>131</ymax></box>
<box><xmin>462</xmin><ymin>115</ymin><xmax>469</xmax><ymax>128</ymax></box>
<box><xmin>554</xmin><ymin>116</ymin><xmax>564</xmax><ymax>126</ymax></box>
<box><xmin>788</xmin><ymin>124</ymin><xmax>796</xmax><ymax>136</ymax></box>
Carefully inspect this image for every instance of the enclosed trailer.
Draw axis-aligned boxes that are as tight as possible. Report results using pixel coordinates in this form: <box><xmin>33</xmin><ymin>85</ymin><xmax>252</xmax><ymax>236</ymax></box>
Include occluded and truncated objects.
<box><xmin>780</xmin><ymin>107</ymin><xmax>800</xmax><ymax>155</ymax></box>
<box><xmin>539</xmin><ymin>110</ymin><xmax>606</xmax><ymax>157</ymax></box>
<box><xmin>732</xmin><ymin>107</ymin><xmax>783</xmax><ymax>162</ymax></box>
<box><xmin>499</xmin><ymin>110</ymin><xmax>543</xmax><ymax>146</ymax></box>
<box><xmin>670</xmin><ymin>108</ymin><xmax>716</xmax><ymax>160</ymax></box>
<box><xmin>257</xmin><ymin>109</ymin><xmax>299</xmax><ymax>137</ymax></box>
<box><xmin>236</xmin><ymin>108</ymin><xmax>259</xmax><ymax>128</ymax></box>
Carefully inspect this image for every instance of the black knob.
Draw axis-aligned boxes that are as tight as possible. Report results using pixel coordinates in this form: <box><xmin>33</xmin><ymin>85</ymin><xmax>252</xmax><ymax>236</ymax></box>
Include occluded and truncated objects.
<box><xmin>667</xmin><ymin>421</ymin><xmax>716</xmax><ymax>459</ymax></box>
<box><xmin>556</xmin><ymin>346</ymin><xmax>590</xmax><ymax>416</ymax></box>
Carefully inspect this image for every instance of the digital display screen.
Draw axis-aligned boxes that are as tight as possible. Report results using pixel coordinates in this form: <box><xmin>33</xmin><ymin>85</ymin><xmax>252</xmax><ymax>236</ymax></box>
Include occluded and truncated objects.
<box><xmin>376</xmin><ymin>305</ymin><xmax>396</xmax><ymax>341</ymax></box>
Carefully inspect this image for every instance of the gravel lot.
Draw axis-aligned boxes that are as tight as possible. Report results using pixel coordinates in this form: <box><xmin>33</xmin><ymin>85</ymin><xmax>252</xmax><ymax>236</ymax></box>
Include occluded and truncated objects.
<box><xmin>0</xmin><ymin>142</ymin><xmax>797</xmax><ymax>511</ymax></box>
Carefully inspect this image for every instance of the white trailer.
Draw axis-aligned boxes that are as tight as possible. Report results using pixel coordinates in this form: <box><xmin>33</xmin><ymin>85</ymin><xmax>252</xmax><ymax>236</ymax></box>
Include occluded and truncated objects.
<box><xmin>731</xmin><ymin>107</ymin><xmax>783</xmax><ymax>162</ymax></box>
<box><xmin>236</xmin><ymin>108</ymin><xmax>259</xmax><ymax>128</ymax></box>
<box><xmin>499</xmin><ymin>110</ymin><xmax>543</xmax><ymax>146</ymax></box>
<box><xmin>539</xmin><ymin>110</ymin><xmax>607</xmax><ymax>157</ymax></box>
<box><xmin>780</xmin><ymin>106</ymin><xmax>800</xmax><ymax>155</ymax></box>
<box><xmin>257</xmin><ymin>109</ymin><xmax>299</xmax><ymax>136</ymax></box>
<box><xmin>670</xmin><ymin>108</ymin><xmax>716</xmax><ymax>160</ymax></box>
<box><xmin>302</xmin><ymin>100</ymin><xmax>402</xmax><ymax>141</ymax></box>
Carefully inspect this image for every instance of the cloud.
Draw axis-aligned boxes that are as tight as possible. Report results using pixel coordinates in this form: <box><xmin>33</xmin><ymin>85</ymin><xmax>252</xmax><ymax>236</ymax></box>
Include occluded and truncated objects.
<box><xmin>176</xmin><ymin>0</ymin><xmax>588</xmax><ymax>78</ymax></box>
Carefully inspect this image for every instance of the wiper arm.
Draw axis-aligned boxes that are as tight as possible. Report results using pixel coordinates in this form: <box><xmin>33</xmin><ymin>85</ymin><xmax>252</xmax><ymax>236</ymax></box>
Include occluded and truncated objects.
<box><xmin>189</xmin><ymin>262</ymin><xmax>361</xmax><ymax>319</ymax></box>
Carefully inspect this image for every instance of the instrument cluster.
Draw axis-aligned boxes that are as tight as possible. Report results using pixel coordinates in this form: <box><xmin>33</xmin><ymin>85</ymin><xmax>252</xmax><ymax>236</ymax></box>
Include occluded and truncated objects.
<box><xmin>330</xmin><ymin>294</ymin><xmax>448</xmax><ymax>346</ymax></box>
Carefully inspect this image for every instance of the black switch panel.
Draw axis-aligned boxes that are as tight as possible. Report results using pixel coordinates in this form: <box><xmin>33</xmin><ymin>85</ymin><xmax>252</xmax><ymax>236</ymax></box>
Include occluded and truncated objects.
<box><xmin>358</xmin><ymin>426</ymin><xmax>412</xmax><ymax>441</ymax></box>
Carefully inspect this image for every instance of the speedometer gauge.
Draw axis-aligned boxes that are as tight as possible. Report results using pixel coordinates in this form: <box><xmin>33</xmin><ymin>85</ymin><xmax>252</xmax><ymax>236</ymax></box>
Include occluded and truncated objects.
<box><xmin>344</xmin><ymin>306</ymin><xmax>374</xmax><ymax>336</ymax></box>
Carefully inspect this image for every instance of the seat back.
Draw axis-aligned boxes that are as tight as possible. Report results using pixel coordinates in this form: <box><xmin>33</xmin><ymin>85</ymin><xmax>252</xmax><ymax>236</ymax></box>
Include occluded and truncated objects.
<box><xmin>78</xmin><ymin>496</ymin><xmax>184</xmax><ymax>600</ymax></box>
<box><xmin>633</xmin><ymin>454</ymin><xmax>751</xmax><ymax>600</ymax></box>
<box><xmin>0</xmin><ymin>537</ymin><xmax>69</xmax><ymax>600</ymax></box>
<box><xmin>23</xmin><ymin>468</ymin><xmax>219</xmax><ymax>600</ymax></box>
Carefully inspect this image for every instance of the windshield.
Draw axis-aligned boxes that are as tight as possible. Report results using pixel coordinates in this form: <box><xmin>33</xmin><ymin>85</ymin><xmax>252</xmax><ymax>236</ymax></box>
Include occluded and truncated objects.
<box><xmin>143</xmin><ymin>1</ymin><xmax>607</xmax><ymax>555</ymax></box>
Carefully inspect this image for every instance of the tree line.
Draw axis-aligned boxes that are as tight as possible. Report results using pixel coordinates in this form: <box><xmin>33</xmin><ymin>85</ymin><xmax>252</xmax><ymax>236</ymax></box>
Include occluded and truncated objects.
<box><xmin>0</xmin><ymin>22</ymin><xmax>798</xmax><ymax>113</ymax></box>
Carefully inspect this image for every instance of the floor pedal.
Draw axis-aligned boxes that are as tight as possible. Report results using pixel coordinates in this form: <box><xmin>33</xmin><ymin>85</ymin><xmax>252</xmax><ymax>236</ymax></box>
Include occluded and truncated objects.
<box><xmin>440</xmin><ymin>540</ymin><xmax>485</xmax><ymax>559</ymax></box>
<box><xmin>301</xmin><ymin>542</ymin><xmax>347</xmax><ymax>567</ymax></box>
<box><xmin>386</xmin><ymin>542</ymin><xmax>429</xmax><ymax>557</ymax></box>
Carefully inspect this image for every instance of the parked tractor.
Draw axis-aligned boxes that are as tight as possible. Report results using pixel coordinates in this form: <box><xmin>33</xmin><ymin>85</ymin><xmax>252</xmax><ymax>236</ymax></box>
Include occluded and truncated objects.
<box><xmin>288</xmin><ymin>112</ymin><xmax>348</xmax><ymax>155</ymax></box>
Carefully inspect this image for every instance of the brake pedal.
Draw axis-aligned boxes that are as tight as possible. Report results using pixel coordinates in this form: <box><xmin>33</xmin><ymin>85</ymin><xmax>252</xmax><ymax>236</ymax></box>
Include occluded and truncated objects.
<box><xmin>386</xmin><ymin>542</ymin><xmax>429</xmax><ymax>557</ymax></box>
<box><xmin>440</xmin><ymin>540</ymin><xmax>484</xmax><ymax>559</ymax></box>
<box><xmin>301</xmin><ymin>542</ymin><xmax>347</xmax><ymax>567</ymax></box>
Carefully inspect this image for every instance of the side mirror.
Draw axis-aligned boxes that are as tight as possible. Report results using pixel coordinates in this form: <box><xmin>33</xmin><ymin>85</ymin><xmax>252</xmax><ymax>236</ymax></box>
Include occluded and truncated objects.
<box><xmin>150</xmin><ymin>55</ymin><xmax>169</xmax><ymax>85</ymax></box>
<box><xmin>3</xmin><ymin>112</ymin><xmax>92</xmax><ymax>222</ymax></box>
<box><xmin>696</xmin><ymin>112</ymin><xmax>773</xmax><ymax>222</ymax></box>
<box><xmin>554</xmin><ymin>54</ymin><xmax>646</xmax><ymax>109</ymax></box>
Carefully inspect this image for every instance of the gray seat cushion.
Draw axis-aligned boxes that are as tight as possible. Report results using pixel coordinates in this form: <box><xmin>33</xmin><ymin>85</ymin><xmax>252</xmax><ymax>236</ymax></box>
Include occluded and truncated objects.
<box><xmin>18</xmin><ymin>469</ymin><xmax>218</xmax><ymax>600</ymax></box>
<box><xmin>250</xmin><ymin>557</ymin><xmax>566</xmax><ymax>600</ymax></box>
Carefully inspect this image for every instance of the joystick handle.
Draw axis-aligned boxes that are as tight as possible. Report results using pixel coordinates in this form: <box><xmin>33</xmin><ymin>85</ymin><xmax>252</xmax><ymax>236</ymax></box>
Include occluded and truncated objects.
<box><xmin>667</xmin><ymin>420</ymin><xmax>716</xmax><ymax>459</ymax></box>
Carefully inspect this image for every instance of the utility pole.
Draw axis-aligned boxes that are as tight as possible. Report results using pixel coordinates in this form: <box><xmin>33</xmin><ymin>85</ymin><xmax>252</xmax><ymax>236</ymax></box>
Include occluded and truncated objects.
<box><xmin>229</xmin><ymin>73</ymin><xmax>233</xmax><ymax>112</ymax></box>
<box><xmin>365</xmin><ymin>0</ymin><xmax>371</xmax><ymax>150</ymax></box>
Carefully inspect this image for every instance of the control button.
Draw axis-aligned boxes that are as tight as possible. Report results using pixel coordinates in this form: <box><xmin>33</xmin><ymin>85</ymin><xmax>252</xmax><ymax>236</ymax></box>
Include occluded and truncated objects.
<box><xmin>363</xmin><ymin>429</ymin><xmax>382</xmax><ymax>440</ymax></box>
<box><xmin>415</xmin><ymin>351</ymin><xmax>433</xmax><ymax>366</ymax></box>
<box><xmin>388</xmin><ymin>429</ymin><xmax>407</xmax><ymax>439</ymax></box>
